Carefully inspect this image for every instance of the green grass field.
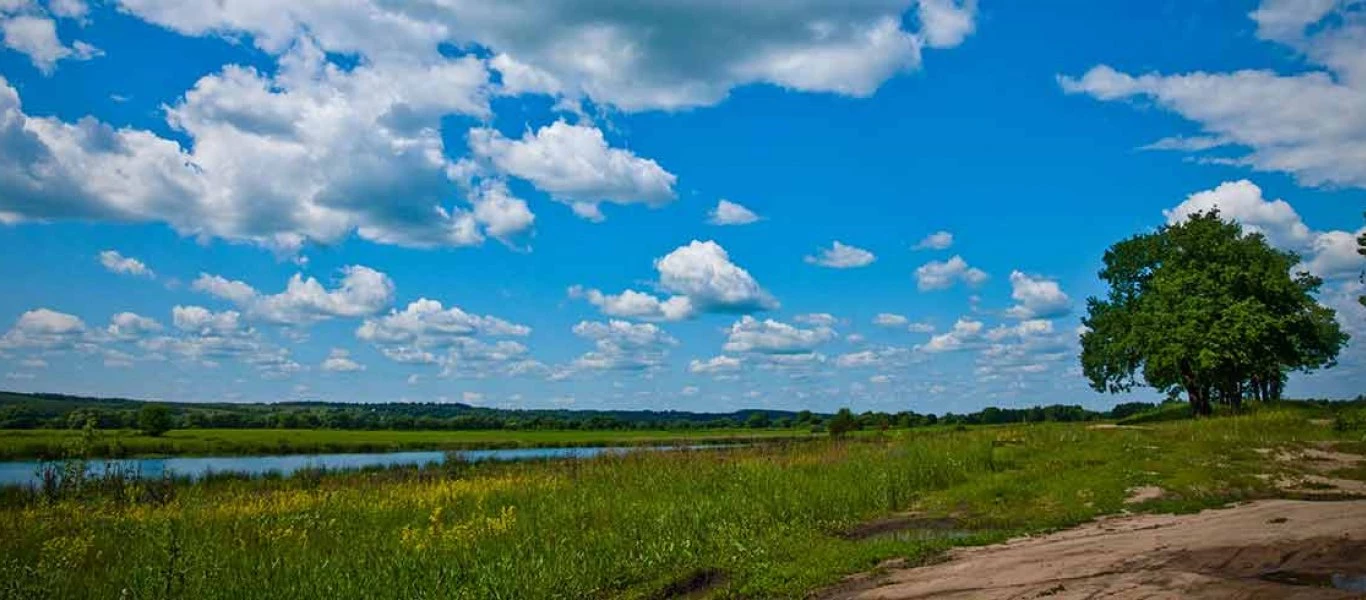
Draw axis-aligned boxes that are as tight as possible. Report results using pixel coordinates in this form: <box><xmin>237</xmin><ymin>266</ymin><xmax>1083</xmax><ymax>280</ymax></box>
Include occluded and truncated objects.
<box><xmin>3</xmin><ymin>404</ymin><xmax>1364</xmax><ymax>599</ymax></box>
<box><xmin>0</xmin><ymin>427</ymin><xmax>823</xmax><ymax>460</ymax></box>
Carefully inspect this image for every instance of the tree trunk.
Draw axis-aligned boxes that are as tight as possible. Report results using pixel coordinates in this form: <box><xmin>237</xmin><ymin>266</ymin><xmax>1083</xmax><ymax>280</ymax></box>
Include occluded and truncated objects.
<box><xmin>1180</xmin><ymin>363</ymin><xmax>1211</xmax><ymax>416</ymax></box>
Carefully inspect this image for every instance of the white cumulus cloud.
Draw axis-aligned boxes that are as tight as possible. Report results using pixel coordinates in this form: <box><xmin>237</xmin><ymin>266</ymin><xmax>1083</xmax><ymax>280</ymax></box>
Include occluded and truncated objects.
<box><xmin>1059</xmin><ymin>1</ymin><xmax>1366</xmax><ymax>189</ymax></box>
<box><xmin>723</xmin><ymin>316</ymin><xmax>834</xmax><ymax>354</ymax></box>
<box><xmin>98</xmin><ymin>250</ymin><xmax>154</xmax><ymax>278</ymax></box>
<box><xmin>805</xmin><ymin>241</ymin><xmax>876</xmax><ymax>268</ymax></box>
<box><xmin>320</xmin><ymin>348</ymin><xmax>365</xmax><ymax>372</ymax></box>
<box><xmin>193</xmin><ymin>266</ymin><xmax>395</xmax><ymax>326</ymax></box>
<box><xmin>915</xmin><ymin>255</ymin><xmax>987</xmax><ymax>291</ymax></box>
<box><xmin>913</xmin><ymin>230</ymin><xmax>953</xmax><ymax>250</ymax></box>
<box><xmin>465</xmin><ymin>120</ymin><xmax>676</xmax><ymax>221</ymax></box>
<box><xmin>708</xmin><ymin>199</ymin><xmax>761</xmax><ymax>226</ymax></box>
<box><xmin>1004</xmin><ymin>271</ymin><xmax>1071</xmax><ymax>319</ymax></box>
<box><xmin>570</xmin><ymin>241</ymin><xmax>780</xmax><ymax>320</ymax></box>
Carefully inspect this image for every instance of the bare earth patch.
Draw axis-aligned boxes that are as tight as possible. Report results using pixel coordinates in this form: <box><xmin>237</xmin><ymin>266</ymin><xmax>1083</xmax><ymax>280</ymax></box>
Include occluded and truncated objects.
<box><xmin>817</xmin><ymin>500</ymin><xmax>1366</xmax><ymax>599</ymax></box>
<box><xmin>1085</xmin><ymin>424</ymin><xmax>1148</xmax><ymax>431</ymax></box>
<box><xmin>1271</xmin><ymin>444</ymin><xmax>1366</xmax><ymax>499</ymax></box>
<box><xmin>1123</xmin><ymin>485</ymin><xmax>1164</xmax><ymax>505</ymax></box>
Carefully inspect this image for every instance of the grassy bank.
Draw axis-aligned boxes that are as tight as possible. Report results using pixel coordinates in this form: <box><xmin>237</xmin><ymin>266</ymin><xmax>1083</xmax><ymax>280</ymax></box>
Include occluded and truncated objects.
<box><xmin>2</xmin><ymin>406</ymin><xmax>1362</xmax><ymax>599</ymax></box>
<box><xmin>0</xmin><ymin>427</ymin><xmax>823</xmax><ymax>460</ymax></box>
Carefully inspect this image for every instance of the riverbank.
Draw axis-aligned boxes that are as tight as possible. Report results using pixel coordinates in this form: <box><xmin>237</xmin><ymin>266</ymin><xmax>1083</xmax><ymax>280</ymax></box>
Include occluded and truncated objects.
<box><xmin>3</xmin><ymin>407</ymin><xmax>1363</xmax><ymax>598</ymax></box>
<box><xmin>819</xmin><ymin>499</ymin><xmax>1366</xmax><ymax>598</ymax></box>
<box><xmin>0</xmin><ymin>427</ymin><xmax>819</xmax><ymax>459</ymax></box>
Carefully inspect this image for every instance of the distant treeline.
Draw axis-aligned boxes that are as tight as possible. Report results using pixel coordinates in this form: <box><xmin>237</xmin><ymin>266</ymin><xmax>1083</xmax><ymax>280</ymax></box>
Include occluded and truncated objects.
<box><xmin>2</xmin><ymin>390</ymin><xmax>1358</xmax><ymax>432</ymax></box>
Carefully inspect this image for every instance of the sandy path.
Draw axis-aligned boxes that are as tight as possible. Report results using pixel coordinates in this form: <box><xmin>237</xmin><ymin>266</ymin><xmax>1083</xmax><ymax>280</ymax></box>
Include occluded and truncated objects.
<box><xmin>819</xmin><ymin>500</ymin><xmax>1366</xmax><ymax>599</ymax></box>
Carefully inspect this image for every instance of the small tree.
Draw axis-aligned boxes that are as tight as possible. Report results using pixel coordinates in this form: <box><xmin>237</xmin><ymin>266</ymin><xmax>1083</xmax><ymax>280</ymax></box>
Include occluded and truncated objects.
<box><xmin>745</xmin><ymin>412</ymin><xmax>771</xmax><ymax>429</ymax></box>
<box><xmin>137</xmin><ymin>404</ymin><xmax>173</xmax><ymax>437</ymax></box>
<box><xmin>827</xmin><ymin>408</ymin><xmax>857</xmax><ymax>438</ymax></box>
<box><xmin>1081</xmin><ymin>210</ymin><xmax>1348</xmax><ymax>415</ymax></box>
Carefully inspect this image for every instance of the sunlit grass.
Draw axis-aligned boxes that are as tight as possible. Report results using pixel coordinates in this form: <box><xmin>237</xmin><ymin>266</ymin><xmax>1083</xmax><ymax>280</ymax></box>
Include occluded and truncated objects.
<box><xmin>1</xmin><ymin>406</ymin><xmax>1360</xmax><ymax>599</ymax></box>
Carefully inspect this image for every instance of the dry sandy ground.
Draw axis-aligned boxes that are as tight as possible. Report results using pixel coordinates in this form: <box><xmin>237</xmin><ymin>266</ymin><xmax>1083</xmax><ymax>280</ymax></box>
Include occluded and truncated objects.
<box><xmin>818</xmin><ymin>499</ymin><xmax>1366</xmax><ymax>599</ymax></box>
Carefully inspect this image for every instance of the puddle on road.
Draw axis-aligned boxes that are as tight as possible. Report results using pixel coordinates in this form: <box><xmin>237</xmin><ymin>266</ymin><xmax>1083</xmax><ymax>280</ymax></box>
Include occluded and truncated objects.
<box><xmin>1258</xmin><ymin>570</ymin><xmax>1366</xmax><ymax>592</ymax></box>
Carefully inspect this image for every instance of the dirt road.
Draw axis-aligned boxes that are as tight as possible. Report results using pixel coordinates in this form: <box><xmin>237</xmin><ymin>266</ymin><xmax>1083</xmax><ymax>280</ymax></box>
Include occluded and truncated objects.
<box><xmin>820</xmin><ymin>500</ymin><xmax>1366</xmax><ymax>599</ymax></box>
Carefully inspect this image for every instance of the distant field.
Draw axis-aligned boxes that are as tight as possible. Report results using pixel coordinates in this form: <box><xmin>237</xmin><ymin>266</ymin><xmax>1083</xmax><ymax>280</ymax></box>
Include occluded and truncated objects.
<box><xmin>0</xmin><ymin>427</ymin><xmax>823</xmax><ymax>460</ymax></box>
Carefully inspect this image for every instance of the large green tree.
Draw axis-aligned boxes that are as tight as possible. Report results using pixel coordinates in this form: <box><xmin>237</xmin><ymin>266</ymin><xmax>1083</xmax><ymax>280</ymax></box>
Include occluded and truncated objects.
<box><xmin>1081</xmin><ymin>210</ymin><xmax>1348</xmax><ymax>415</ymax></box>
<box><xmin>137</xmin><ymin>404</ymin><xmax>173</xmax><ymax>437</ymax></box>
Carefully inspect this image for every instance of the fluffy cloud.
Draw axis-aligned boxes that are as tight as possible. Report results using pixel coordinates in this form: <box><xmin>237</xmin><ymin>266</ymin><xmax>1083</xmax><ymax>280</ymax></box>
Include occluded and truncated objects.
<box><xmin>2</xmin><ymin>1</ymin><xmax>981</xmax><ymax>251</ymax></box>
<box><xmin>0</xmin><ymin>2</ymin><xmax>100</xmax><ymax>74</ymax></box>
<box><xmin>153</xmin><ymin>305</ymin><xmax>300</xmax><ymax>377</ymax></box>
<box><xmin>688</xmin><ymin>354</ymin><xmax>743</xmax><ymax>374</ymax></box>
<box><xmin>567</xmin><ymin>286</ymin><xmax>694</xmax><ymax>322</ymax></box>
<box><xmin>915</xmin><ymin>255</ymin><xmax>987</xmax><ymax>291</ymax></box>
<box><xmin>171</xmin><ymin>305</ymin><xmax>243</xmax><ymax>334</ymax></box>
<box><xmin>1163</xmin><ymin>180</ymin><xmax>1365</xmax><ymax>280</ymax></box>
<box><xmin>358</xmin><ymin>299</ymin><xmax>529</xmax><ymax>348</ymax></box>
<box><xmin>916</xmin><ymin>0</ymin><xmax>978</xmax><ymax>49</ymax></box>
<box><xmin>866</xmin><ymin>315</ymin><xmax>934</xmax><ymax>335</ymax></box>
<box><xmin>985</xmin><ymin>319</ymin><xmax>1054</xmax><ymax>342</ymax></box>
<box><xmin>975</xmin><ymin>319</ymin><xmax>1073</xmax><ymax>379</ymax></box>
<box><xmin>571</xmin><ymin>320</ymin><xmax>676</xmax><ymax>371</ymax></box>
<box><xmin>805</xmin><ymin>241</ymin><xmax>876</xmax><ymax>268</ymax></box>
<box><xmin>0</xmin><ymin>44</ymin><xmax>503</xmax><ymax>251</ymax></box>
<box><xmin>834</xmin><ymin>350</ymin><xmax>880</xmax><ymax>368</ymax></box>
<box><xmin>193</xmin><ymin>266</ymin><xmax>395</xmax><ymax>326</ymax></box>
<box><xmin>916</xmin><ymin>317</ymin><xmax>983</xmax><ymax>353</ymax></box>
<box><xmin>1004</xmin><ymin>271</ymin><xmax>1070</xmax><ymax>319</ymax></box>
<box><xmin>106</xmin><ymin>312</ymin><xmax>162</xmax><ymax>340</ymax></box>
<box><xmin>47</xmin><ymin>0</ymin><xmax>87</xmax><ymax>20</ymax></box>
<box><xmin>467</xmin><ymin>180</ymin><xmax>535</xmax><ymax>242</ymax></box>
<box><xmin>906</xmin><ymin>321</ymin><xmax>935</xmax><ymax>333</ymax></box>
<box><xmin>98</xmin><ymin>250</ymin><xmax>154</xmax><ymax>278</ymax></box>
<box><xmin>722</xmin><ymin>316</ymin><xmax>835</xmax><ymax>354</ymax></box>
<box><xmin>873</xmin><ymin>313</ymin><xmax>909</xmax><ymax>327</ymax></box>
<box><xmin>577</xmin><ymin>240</ymin><xmax>776</xmax><ymax>320</ymax></box>
<box><xmin>0</xmin><ymin>304</ymin><xmax>304</xmax><ymax>377</ymax></box>
<box><xmin>708</xmin><ymin>199</ymin><xmax>761</xmax><ymax>226</ymax></box>
<box><xmin>117</xmin><ymin>0</ymin><xmax>975</xmax><ymax>112</ymax></box>
<box><xmin>1059</xmin><ymin>1</ymin><xmax>1366</xmax><ymax>189</ymax></box>
<box><xmin>794</xmin><ymin>313</ymin><xmax>839</xmax><ymax>327</ymax></box>
<box><xmin>320</xmin><ymin>348</ymin><xmax>364</xmax><ymax>372</ymax></box>
<box><xmin>913</xmin><ymin>230</ymin><xmax>954</xmax><ymax>250</ymax></box>
<box><xmin>0</xmin><ymin>307</ymin><xmax>87</xmax><ymax>351</ymax></box>
<box><xmin>465</xmin><ymin>121</ymin><xmax>676</xmax><ymax>221</ymax></box>
<box><xmin>355</xmin><ymin>298</ymin><xmax>531</xmax><ymax>376</ymax></box>
<box><xmin>656</xmin><ymin>241</ymin><xmax>778</xmax><ymax>313</ymax></box>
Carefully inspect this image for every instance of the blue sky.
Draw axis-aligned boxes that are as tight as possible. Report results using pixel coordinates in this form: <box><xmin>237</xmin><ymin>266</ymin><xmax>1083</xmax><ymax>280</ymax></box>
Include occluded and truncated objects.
<box><xmin>0</xmin><ymin>0</ymin><xmax>1362</xmax><ymax>413</ymax></box>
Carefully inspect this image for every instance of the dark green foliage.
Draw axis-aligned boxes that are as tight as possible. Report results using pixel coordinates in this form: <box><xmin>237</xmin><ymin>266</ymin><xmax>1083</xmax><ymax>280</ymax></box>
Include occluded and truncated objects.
<box><xmin>137</xmin><ymin>404</ymin><xmax>173</xmax><ymax>437</ymax></box>
<box><xmin>745</xmin><ymin>412</ymin><xmax>771</xmax><ymax>429</ymax></box>
<box><xmin>2</xmin><ymin>391</ymin><xmax>1159</xmax><ymax>436</ymax></box>
<box><xmin>1081</xmin><ymin>210</ymin><xmax>1349</xmax><ymax>415</ymax></box>
<box><xmin>828</xmin><ymin>408</ymin><xmax>857</xmax><ymax>438</ymax></box>
<box><xmin>1108</xmin><ymin>402</ymin><xmax>1158</xmax><ymax>421</ymax></box>
<box><xmin>1358</xmin><ymin>212</ymin><xmax>1364</xmax><ymax>307</ymax></box>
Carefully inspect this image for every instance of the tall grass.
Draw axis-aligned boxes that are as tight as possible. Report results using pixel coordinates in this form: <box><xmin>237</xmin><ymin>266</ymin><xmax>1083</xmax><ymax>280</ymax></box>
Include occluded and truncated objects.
<box><xmin>0</xmin><ymin>408</ymin><xmax>1356</xmax><ymax>599</ymax></box>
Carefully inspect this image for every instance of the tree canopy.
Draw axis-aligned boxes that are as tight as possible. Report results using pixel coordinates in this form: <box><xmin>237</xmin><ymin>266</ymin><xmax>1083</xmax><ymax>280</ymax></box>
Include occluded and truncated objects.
<box><xmin>1081</xmin><ymin>210</ymin><xmax>1348</xmax><ymax>415</ymax></box>
<box><xmin>137</xmin><ymin>404</ymin><xmax>173</xmax><ymax>437</ymax></box>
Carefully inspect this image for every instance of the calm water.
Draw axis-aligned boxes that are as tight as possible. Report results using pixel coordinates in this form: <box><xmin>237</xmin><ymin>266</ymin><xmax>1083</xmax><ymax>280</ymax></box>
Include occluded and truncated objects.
<box><xmin>0</xmin><ymin>445</ymin><xmax>658</xmax><ymax>487</ymax></box>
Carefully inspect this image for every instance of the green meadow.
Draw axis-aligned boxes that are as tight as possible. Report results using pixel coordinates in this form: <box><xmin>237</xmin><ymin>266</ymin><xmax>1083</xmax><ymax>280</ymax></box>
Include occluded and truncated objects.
<box><xmin>0</xmin><ymin>427</ymin><xmax>821</xmax><ymax>460</ymax></box>
<box><xmin>3</xmin><ymin>404</ymin><xmax>1363</xmax><ymax>599</ymax></box>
